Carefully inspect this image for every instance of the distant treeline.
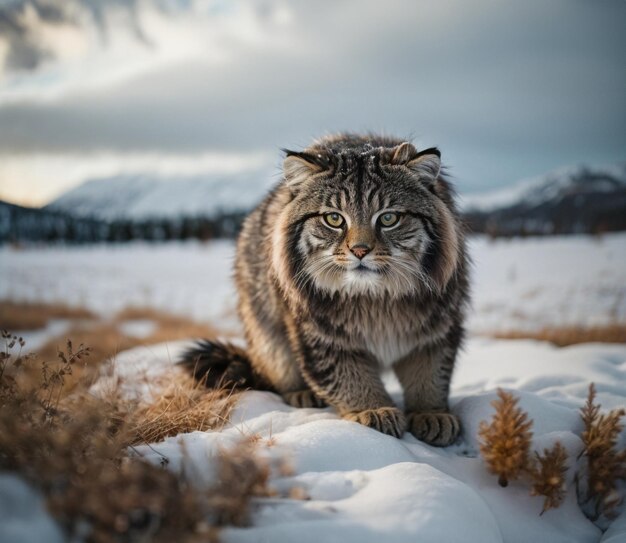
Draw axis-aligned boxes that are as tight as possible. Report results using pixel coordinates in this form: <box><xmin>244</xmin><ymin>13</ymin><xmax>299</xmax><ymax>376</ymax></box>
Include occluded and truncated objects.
<box><xmin>0</xmin><ymin>200</ymin><xmax>246</xmax><ymax>244</ymax></box>
<box><xmin>2</xmin><ymin>195</ymin><xmax>626</xmax><ymax>245</ymax></box>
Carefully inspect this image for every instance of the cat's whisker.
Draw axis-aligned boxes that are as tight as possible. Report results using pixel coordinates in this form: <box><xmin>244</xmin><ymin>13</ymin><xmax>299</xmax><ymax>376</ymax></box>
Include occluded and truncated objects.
<box><xmin>295</xmin><ymin>255</ymin><xmax>340</xmax><ymax>291</ymax></box>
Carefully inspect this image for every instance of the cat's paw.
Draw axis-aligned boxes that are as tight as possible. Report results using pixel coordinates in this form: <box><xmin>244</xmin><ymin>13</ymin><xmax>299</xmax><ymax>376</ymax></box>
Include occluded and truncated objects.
<box><xmin>408</xmin><ymin>411</ymin><xmax>461</xmax><ymax>447</ymax></box>
<box><xmin>344</xmin><ymin>407</ymin><xmax>406</xmax><ymax>438</ymax></box>
<box><xmin>283</xmin><ymin>390</ymin><xmax>327</xmax><ymax>408</ymax></box>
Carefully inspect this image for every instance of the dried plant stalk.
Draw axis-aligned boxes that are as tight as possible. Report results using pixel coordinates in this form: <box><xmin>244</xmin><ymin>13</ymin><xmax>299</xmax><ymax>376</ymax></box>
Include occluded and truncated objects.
<box><xmin>530</xmin><ymin>442</ymin><xmax>569</xmax><ymax>514</ymax></box>
<box><xmin>579</xmin><ymin>383</ymin><xmax>626</xmax><ymax>520</ymax></box>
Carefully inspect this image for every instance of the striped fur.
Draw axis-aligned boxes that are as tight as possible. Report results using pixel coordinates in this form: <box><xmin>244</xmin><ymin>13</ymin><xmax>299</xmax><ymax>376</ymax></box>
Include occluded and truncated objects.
<box><xmin>181</xmin><ymin>134</ymin><xmax>470</xmax><ymax>446</ymax></box>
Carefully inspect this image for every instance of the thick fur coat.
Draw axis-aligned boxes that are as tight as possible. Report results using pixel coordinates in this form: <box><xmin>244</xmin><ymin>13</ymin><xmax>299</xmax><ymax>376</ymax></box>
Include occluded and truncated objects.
<box><xmin>182</xmin><ymin>134</ymin><xmax>470</xmax><ymax>446</ymax></box>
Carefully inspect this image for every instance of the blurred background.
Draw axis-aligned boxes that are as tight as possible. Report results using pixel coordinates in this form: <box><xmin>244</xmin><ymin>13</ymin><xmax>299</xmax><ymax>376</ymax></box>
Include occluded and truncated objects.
<box><xmin>0</xmin><ymin>0</ymin><xmax>625</xmax><ymax>358</ymax></box>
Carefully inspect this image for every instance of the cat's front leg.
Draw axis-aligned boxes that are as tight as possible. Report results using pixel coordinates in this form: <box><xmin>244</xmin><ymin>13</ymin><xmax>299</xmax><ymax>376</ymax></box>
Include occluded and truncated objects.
<box><xmin>393</xmin><ymin>344</ymin><xmax>461</xmax><ymax>447</ymax></box>
<box><xmin>300</xmin><ymin>343</ymin><xmax>406</xmax><ymax>438</ymax></box>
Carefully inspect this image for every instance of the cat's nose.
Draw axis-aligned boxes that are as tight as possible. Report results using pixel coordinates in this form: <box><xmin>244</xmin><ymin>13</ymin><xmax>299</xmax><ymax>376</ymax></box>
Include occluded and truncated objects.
<box><xmin>350</xmin><ymin>243</ymin><xmax>371</xmax><ymax>259</ymax></box>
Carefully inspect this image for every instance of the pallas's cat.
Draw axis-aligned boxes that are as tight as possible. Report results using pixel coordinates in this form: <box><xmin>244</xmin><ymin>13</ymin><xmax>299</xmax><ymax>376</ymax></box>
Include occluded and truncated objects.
<box><xmin>182</xmin><ymin>133</ymin><xmax>469</xmax><ymax>446</ymax></box>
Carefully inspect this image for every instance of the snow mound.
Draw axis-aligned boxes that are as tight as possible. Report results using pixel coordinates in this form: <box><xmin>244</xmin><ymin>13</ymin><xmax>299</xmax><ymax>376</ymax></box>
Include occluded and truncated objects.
<box><xmin>117</xmin><ymin>337</ymin><xmax>626</xmax><ymax>542</ymax></box>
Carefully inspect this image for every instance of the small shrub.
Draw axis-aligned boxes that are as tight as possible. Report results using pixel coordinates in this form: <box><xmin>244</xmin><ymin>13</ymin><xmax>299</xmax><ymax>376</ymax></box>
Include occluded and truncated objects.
<box><xmin>479</xmin><ymin>389</ymin><xmax>533</xmax><ymax>487</ymax></box>
<box><xmin>479</xmin><ymin>384</ymin><xmax>626</xmax><ymax>521</ymax></box>
<box><xmin>577</xmin><ymin>383</ymin><xmax>626</xmax><ymax>520</ymax></box>
<box><xmin>529</xmin><ymin>442</ymin><xmax>569</xmax><ymax>514</ymax></box>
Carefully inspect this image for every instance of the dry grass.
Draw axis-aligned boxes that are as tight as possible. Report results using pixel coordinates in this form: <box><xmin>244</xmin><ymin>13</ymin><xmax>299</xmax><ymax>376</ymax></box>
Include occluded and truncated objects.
<box><xmin>0</xmin><ymin>300</ymin><xmax>238</xmax><ymax>454</ymax></box>
<box><xmin>0</xmin><ymin>300</ymin><xmax>95</xmax><ymax>330</ymax></box>
<box><xmin>0</xmin><ymin>330</ymin><xmax>272</xmax><ymax>542</ymax></box>
<box><xmin>129</xmin><ymin>372</ymin><xmax>238</xmax><ymax>445</ymax></box>
<box><xmin>8</xmin><ymin>303</ymin><xmax>223</xmax><ymax>397</ymax></box>
<box><xmin>491</xmin><ymin>323</ymin><xmax>626</xmax><ymax>347</ymax></box>
<box><xmin>36</xmin><ymin>306</ymin><xmax>222</xmax><ymax>366</ymax></box>
<box><xmin>115</xmin><ymin>306</ymin><xmax>226</xmax><ymax>342</ymax></box>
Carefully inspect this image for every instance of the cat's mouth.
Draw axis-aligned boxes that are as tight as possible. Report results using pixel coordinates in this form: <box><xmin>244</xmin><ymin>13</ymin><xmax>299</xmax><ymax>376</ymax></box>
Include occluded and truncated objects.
<box><xmin>350</xmin><ymin>263</ymin><xmax>379</xmax><ymax>274</ymax></box>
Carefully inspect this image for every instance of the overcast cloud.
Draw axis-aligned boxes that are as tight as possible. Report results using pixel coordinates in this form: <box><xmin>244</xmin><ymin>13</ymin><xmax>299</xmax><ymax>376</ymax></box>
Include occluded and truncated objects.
<box><xmin>0</xmin><ymin>0</ymin><xmax>624</xmax><ymax>205</ymax></box>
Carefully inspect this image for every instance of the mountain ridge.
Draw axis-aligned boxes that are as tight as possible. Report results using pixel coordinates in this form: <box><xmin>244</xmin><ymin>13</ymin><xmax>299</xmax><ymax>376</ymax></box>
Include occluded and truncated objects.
<box><xmin>460</xmin><ymin>162</ymin><xmax>626</xmax><ymax>213</ymax></box>
<box><xmin>45</xmin><ymin>170</ymin><xmax>276</xmax><ymax>222</ymax></box>
<box><xmin>461</xmin><ymin>162</ymin><xmax>626</xmax><ymax>236</ymax></box>
<box><xmin>5</xmin><ymin>160</ymin><xmax>626</xmax><ymax>242</ymax></box>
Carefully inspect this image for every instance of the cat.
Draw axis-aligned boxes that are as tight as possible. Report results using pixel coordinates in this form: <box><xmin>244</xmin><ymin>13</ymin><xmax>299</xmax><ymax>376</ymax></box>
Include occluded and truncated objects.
<box><xmin>181</xmin><ymin>133</ymin><xmax>470</xmax><ymax>446</ymax></box>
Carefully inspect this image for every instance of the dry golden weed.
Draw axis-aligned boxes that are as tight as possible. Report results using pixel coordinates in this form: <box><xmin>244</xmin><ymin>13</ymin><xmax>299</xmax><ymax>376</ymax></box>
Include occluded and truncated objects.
<box><xmin>206</xmin><ymin>444</ymin><xmax>273</xmax><ymax>527</ymax></box>
<box><xmin>0</xmin><ymin>329</ymin><xmax>272</xmax><ymax>543</ymax></box>
<box><xmin>529</xmin><ymin>442</ymin><xmax>569</xmax><ymax>514</ymax></box>
<box><xmin>479</xmin><ymin>384</ymin><xmax>626</xmax><ymax>521</ymax></box>
<box><xmin>578</xmin><ymin>383</ymin><xmax>626</xmax><ymax>520</ymax></box>
<box><xmin>7</xmin><ymin>302</ymin><xmax>223</xmax><ymax>398</ymax></box>
<box><xmin>492</xmin><ymin>324</ymin><xmax>626</xmax><ymax>346</ymax></box>
<box><xmin>36</xmin><ymin>306</ymin><xmax>221</xmax><ymax>366</ymax></box>
<box><xmin>0</xmin><ymin>299</ymin><xmax>95</xmax><ymax>330</ymax></box>
<box><xmin>129</xmin><ymin>372</ymin><xmax>238</xmax><ymax>445</ymax></box>
<box><xmin>479</xmin><ymin>389</ymin><xmax>572</xmax><ymax>513</ymax></box>
<box><xmin>479</xmin><ymin>389</ymin><xmax>534</xmax><ymax>487</ymax></box>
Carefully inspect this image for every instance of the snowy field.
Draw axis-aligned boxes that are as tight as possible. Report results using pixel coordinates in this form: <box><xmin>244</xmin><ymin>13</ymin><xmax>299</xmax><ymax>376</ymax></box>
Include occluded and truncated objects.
<box><xmin>1</xmin><ymin>233</ymin><xmax>626</xmax><ymax>542</ymax></box>
<box><xmin>94</xmin><ymin>337</ymin><xmax>626</xmax><ymax>543</ymax></box>
<box><xmin>1</xmin><ymin>233</ymin><xmax>625</xmax><ymax>335</ymax></box>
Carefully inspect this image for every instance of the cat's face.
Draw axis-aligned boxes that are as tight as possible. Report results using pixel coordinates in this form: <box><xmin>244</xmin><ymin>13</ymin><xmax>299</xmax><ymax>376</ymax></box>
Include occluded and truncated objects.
<box><xmin>280</xmin><ymin>140</ymin><xmax>460</xmax><ymax>298</ymax></box>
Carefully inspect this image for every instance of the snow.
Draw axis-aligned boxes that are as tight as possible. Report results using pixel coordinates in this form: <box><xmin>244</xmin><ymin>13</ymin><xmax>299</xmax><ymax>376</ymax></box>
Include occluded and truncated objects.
<box><xmin>0</xmin><ymin>474</ymin><xmax>65</xmax><ymax>543</ymax></box>
<box><xmin>2</xmin><ymin>233</ymin><xmax>625</xmax><ymax>335</ymax></box>
<box><xmin>226</xmin><ymin>463</ymin><xmax>503</xmax><ymax>543</ymax></box>
<box><xmin>601</xmin><ymin>510</ymin><xmax>626</xmax><ymax>543</ymax></box>
<box><xmin>469</xmin><ymin>234</ymin><xmax>626</xmax><ymax>333</ymax></box>
<box><xmin>10</xmin><ymin>319</ymin><xmax>73</xmax><ymax>352</ymax></box>
<box><xmin>0</xmin><ymin>240</ymin><xmax>239</xmax><ymax>329</ymax></box>
<box><xmin>2</xmin><ymin>233</ymin><xmax>626</xmax><ymax>541</ymax></box>
<box><xmin>117</xmin><ymin>318</ymin><xmax>158</xmax><ymax>339</ymax></box>
<box><xmin>117</xmin><ymin>337</ymin><xmax>625</xmax><ymax>543</ymax></box>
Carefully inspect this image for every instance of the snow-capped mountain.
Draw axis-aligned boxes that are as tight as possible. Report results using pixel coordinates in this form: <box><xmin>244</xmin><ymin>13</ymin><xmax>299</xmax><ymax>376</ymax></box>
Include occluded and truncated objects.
<box><xmin>11</xmin><ymin>160</ymin><xmax>626</xmax><ymax>242</ymax></box>
<box><xmin>461</xmin><ymin>163</ymin><xmax>626</xmax><ymax>236</ymax></box>
<box><xmin>461</xmin><ymin>163</ymin><xmax>626</xmax><ymax>212</ymax></box>
<box><xmin>46</xmin><ymin>170</ymin><xmax>276</xmax><ymax>221</ymax></box>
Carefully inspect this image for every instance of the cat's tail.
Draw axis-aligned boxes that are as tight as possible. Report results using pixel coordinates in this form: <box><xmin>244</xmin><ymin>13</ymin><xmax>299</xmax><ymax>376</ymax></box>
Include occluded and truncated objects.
<box><xmin>179</xmin><ymin>339</ymin><xmax>272</xmax><ymax>391</ymax></box>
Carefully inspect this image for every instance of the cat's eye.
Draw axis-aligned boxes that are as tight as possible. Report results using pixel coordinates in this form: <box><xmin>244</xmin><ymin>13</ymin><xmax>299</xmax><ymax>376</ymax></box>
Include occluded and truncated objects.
<box><xmin>323</xmin><ymin>212</ymin><xmax>345</xmax><ymax>228</ymax></box>
<box><xmin>378</xmin><ymin>212</ymin><xmax>400</xmax><ymax>228</ymax></box>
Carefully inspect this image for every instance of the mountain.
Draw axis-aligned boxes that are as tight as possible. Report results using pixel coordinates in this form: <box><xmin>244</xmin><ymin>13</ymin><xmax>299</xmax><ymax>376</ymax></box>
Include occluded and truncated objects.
<box><xmin>46</xmin><ymin>171</ymin><xmax>275</xmax><ymax>222</ymax></box>
<box><xmin>5</xmin><ymin>161</ymin><xmax>626</xmax><ymax>244</ymax></box>
<box><xmin>461</xmin><ymin>163</ymin><xmax>626</xmax><ymax>236</ymax></box>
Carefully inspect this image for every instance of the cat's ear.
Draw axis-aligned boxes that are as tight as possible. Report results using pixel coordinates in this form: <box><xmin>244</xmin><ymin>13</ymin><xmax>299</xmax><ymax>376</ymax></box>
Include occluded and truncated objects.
<box><xmin>391</xmin><ymin>142</ymin><xmax>419</xmax><ymax>164</ymax></box>
<box><xmin>407</xmin><ymin>148</ymin><xmax>441</xmax><ymax>180</ymax></box>
<box><xmin>282</xmin><ymin>150</ymin><xmax>329</xmax><ymax>188</ymax></box>
<box><xmin>392</xmin><ymin>143</ymin><xmax>441</xmax><ymax>181</ymax></box>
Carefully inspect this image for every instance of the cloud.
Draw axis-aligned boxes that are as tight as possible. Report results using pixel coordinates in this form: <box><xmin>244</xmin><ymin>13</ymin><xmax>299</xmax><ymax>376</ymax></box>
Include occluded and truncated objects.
<box><xmin>0</xmin><ymin>0</ymin><xmax>625</xmax><ymax>204</ymax></box>
<box><xmin>0</xmin><ymin>0</ymin><xmax>296</xmax><ymax>101</ymax></box>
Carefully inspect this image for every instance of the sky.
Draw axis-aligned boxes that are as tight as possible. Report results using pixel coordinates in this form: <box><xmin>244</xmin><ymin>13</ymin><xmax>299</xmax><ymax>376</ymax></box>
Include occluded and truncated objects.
<box><xmin>0</xmin><ymin>0</ymin><xmax>624</xmax><ymax>207</ymax></box>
